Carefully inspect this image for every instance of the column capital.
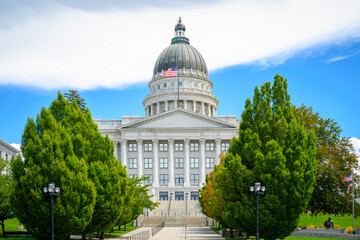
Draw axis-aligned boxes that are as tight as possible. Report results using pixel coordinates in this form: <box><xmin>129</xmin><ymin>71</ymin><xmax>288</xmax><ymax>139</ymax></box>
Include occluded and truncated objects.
<box><xmin>153</xmin><ymin>138</ymin><xmax>159</xmax><ymax>144</ymax></box>
<box><xmin>121</xmin><ymin>139</ymin><xmax>127</xmax><ymax>144</ymax></box>
<box><xmin>136</xmin><ymin>138</ymin><xmax>143</xmax><ymax>143</ymax></box>
<box><xmin>200</xmin><ymin>138</ymin><xmax>206</xmax><ymax>144</ymax></box>
<box><xmin>215</xmin><ymin>138</ymin><xmax>222</xmax><ymax>143</ymax></box>
<box><xmin>168</xmin><ymin>138</ymin><xmax>174</xmax><ymax>143</ymax></box>
<box><xmin>184</xmin><ymin>138</ymin><xmax>190</xmax><ymax>143</ymax></box>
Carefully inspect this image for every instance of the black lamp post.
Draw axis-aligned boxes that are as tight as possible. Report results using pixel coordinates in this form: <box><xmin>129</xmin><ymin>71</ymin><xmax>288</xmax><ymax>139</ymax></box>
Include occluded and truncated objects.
<box><xmin>43</xmin><ymin>182</ymin><xmax>60</xmax><ymax>240</ymax></box>
<box><xmin>250</xmin><ymin>182</ymin><xmax>265</xmax><ymax>240</ymax></box>
<box><xmin>185</xmin><ymin>192</ymin><xmax>188</xmax><ymax>239</ymax></box>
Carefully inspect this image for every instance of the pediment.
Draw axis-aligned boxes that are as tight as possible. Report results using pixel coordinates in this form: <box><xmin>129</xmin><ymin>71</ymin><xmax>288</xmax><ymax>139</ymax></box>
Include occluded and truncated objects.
<box><xmin>121</xmin><ymin>109</ymin><xmax>237</xmax><ymax>129</ymax></box>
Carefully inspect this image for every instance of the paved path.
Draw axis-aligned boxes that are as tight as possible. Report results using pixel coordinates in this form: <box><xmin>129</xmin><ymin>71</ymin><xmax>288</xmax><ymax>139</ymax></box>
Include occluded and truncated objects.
<box><xmin>149</xmin><ymin>227</ymin><xmax>224</xmax><ymax>240</ymax></box>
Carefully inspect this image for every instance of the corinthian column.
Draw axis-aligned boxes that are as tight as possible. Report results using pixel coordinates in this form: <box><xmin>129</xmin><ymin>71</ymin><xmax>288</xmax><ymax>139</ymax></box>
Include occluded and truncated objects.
<box><xmin>199</xmin><ymin>138</ymin><xmax>206</xmax><ymax>185</ymax></box>
<box><xmin>215</xmin><ymin>138</ymin><xmax>221</xmax><ymax>165</ymax></box>
<box><xmin>184</xmin><ymin>138</ymin><xmax>190</xmax><ymax>187</ymax></box>
<box><xmin>137</xmin><ymin>139</ymin><xmax>143</xmax><ymax>177</ymax></box>
<box><xmin>121</xmin><ymin>139</ymin><xmax>127</xmax><ymax>167</ymax></box>
<box><xmin>114</xmin><ymin>141</ymin><xmax>119</xmax><ymax>160</ymax></box>
<box><xmin>168</xmin><ymin>139</ymin><xmax>175</xmax><ymax>187</ymax></box>
<box><xmin>152</xmin><ymin>139</ymin><xmax>159</xmax><ymax>187</ymax></box>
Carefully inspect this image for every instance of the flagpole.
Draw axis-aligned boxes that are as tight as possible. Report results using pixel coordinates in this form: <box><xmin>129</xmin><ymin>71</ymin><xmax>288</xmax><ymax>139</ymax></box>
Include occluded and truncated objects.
<box><xmin>353</xmin><ymin>173</ymin><xmax>355</xmax><ymax>229</ymax></box>
<box><xmin>177</xmin><ymin>68</ymin><xmax>179</xmax><ymax>108</ymax></box>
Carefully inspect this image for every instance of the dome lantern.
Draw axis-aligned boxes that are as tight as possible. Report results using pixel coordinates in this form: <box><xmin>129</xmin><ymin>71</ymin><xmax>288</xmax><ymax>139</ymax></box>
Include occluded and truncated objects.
<box><xmin>171</xmin><ymin>17</ymin><xmax>189</xmax><ymax>44</ymax></box>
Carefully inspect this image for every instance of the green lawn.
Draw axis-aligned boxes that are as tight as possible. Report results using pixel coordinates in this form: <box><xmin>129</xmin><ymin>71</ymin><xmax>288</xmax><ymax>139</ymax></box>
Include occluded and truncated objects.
<box><xmin>298</xmin><ymin>214</ymin><xmax>359</xmax><ymax>229</ymax></box>
<box><xmin>0</xmin><ymin>218</ymin><xmax>137</xmax><ymax>239</ymax></box>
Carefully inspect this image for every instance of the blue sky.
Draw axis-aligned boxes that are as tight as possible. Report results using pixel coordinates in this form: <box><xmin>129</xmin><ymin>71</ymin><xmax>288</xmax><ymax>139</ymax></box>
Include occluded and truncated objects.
<box><xmin>0</xmin><ymin>0</ymin><xmax>360</xmax><ymax>154</ymax></box>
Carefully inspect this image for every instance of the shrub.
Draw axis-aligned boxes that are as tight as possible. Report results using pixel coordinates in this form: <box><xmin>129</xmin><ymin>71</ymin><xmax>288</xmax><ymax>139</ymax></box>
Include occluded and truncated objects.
<box><xmin>334</xmin><ymin>224</ymin><xmax>341</xmax><ymax>229</ymax></box>
<box><xmin>345</xmin><ymin>226</ymin><xmax>353</xmax><ymax>234</ymax></box>
<box><xmin>298</xmin><ymin>224</ymin><xmax>307</xmax><ymax>229</ymax></box>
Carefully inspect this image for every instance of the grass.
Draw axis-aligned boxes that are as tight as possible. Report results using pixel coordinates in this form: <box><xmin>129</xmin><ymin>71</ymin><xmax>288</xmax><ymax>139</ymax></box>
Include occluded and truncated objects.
<box><xmin>0</xmin><ymin>218</ymin><xmax>137</xmax><ymax>239</ymax></box>
<box><xmin>298</xmin><ymin>214</ymin><xmax>360</xmax><ymax>229</ymax></box>
<box><xmin>210</xmin><ymin>214</ymin><xmax>360</xmax><ymax>240</ymax></box>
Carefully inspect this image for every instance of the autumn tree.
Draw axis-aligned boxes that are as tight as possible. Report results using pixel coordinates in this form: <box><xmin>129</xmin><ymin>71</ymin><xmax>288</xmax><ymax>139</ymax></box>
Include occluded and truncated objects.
<box><xmin>213</xmin><ymin>75</ymin><xmax>317</xmax><ymax>240</ymax></box>
<box><xmin>293</xmin><ymin>105</ymin><xmax>359</xmax><ymax>215</ymax></box>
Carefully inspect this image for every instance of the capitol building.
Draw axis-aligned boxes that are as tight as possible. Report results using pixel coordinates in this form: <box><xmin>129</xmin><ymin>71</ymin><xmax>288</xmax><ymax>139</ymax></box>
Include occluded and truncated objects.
<box><xmin>95</xmin><ymin>18</ymin><xmax>239</xmax><ymax>202</ymax></box>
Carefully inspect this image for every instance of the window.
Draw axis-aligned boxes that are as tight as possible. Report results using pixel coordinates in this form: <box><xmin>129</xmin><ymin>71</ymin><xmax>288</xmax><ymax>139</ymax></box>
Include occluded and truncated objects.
<box><xmin>175</xmin><ymin>143</ymin><xmax>183</xmax><ymax>152</ymax></box>
<box><xmin>190</xmin><ymin>174</ymin><xmax>199</xmax><ymax>185</ymax></box>
<box><xmin>128</xmin><ymin>143</ymin><xmax>137</xmax><ymax>152</ymax></box>
<box><xmin>0</xmin><ymin>151</ymin><xmax>2</xmax><ymax>159</ymax></box>
<box><xmin>190</xmin><ymin>142</ymin><xmax>199</xmax><ymax>151</ymax></box>
<box><xmin>221</xmin><ymin>142</ymin><xmax>230</xmax><ymax>151</ymax></box>
<box><xmin>129</xmin><ymin>174</ymin><xmax>137</xmax><ymax>178</ymax></box>
<box><xmin>191</xmin><ymin>192</ymin><xmax>199</xmax><ymax>200</ymax></box>
<box><xmin>159</xmin><ymin>143</ymin><xmax>168</xmax><ymax>152</ymax></box>
<box><xmin>190</xmin><ymin>158</ymin><xmax>199</xmax><ymax>168</ymax></box>
<box><xmin>160</xmin><ymin>158</ymin><xmax>168</xmax><ymax>169</ymax></box>
<box><xmin>178</xmin><ymin>81</ymin><xmax>182</xmax><ymax>86</ymax></box>
<box><xmin>5</xmin><ymin>154</ymin><xmax>8</xmax><ymax>161</ymax></box>
<box><xmin>160</xmin><ymin>174</ymin><xmax>168</xmax><ymax>185</ymax></box>
<box><xmin>144</xmin><ymin>158</ymin><xmax>153</xmax><ymax>169</ymax></box>
<box><xmin>175</xmin><ymin>192</ymin><xmax>184</xmax><ymax>201</ymax></box>
<box><xmin>144</xmin><ymin>174</ymin><xmax>153</xmax><ymax>184</ymax></box>
<box><xmin>158</xmin><ymin>84</ymin><xmax>160</xmax><ymax>89</ymax></box>
<box><xmin>175</xmin><ymin>174</ymin><xmax>184</xmax><ymax>186</ymax></box>
<box><xmin>159</xmin><ymin>192</ymin><xmax>168</xmax><ymax>201</ymax></box>
<box><xmin>129</xmin><ymin>158</ymin><xmax>137</xmax><ymax>169</ymax></box>
<box><xmin>206</xmin><ymin>142</ymin><xmax>215</xmax><ymax>151</ymax></box>
<box><xmin>144</xmin><ymin>143</ymin><xmax>153</xmax><ymax>152</ymax></box>
<box><xmin>175</xmin><ymin>158</ymin><xmax>184</xmax><ymax>168</ymax></box>
<box><xmin>194</xmin><ymin>82</ymin><xmax>198</xmax><ymax>87</ymax></box>
<box><xmin>201</xmin><ymin>84</ymin><xmax>204</xmax><ymax>89</ymax></box>
<box><xmin>171</xmin><ymin>82</ymin><xmax>175</xmax><ymax>87</ymax></box>
<box><xmin>187</xmin><ymin>81</ymin><xmax>191</xmax><ymax>87</ymax></box>
<box><xmin>163</xmin><ymin>83</ymin><xmax>167</xmax><ymax>88</ymax></box>
<box><xmin>206</xmin><ymin>158</ymin><xmax>215</xmax><ymax>168</ymax></box>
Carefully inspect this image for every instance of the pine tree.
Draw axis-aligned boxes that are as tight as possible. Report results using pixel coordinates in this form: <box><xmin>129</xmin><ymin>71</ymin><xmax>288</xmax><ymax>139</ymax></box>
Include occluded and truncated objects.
<box><xmin>0</xmin><ymin>157</ymin><xmax>14</xmax><ymax>238</ymax></box>
<box><xmin>10</xmin><ymin>108</ymin><xmax>96</xmax><ymax>240</ymax></box>
<box><xmin>64</xmin><ymin>89</ymin><xmax>86</xmax><ymax>112</ymax></box>
<box><xmin>49</xmin><ymin>92</ymin><xmax>128</xmax><ymax>236</ymax></box>
<box><xmin>213</xmin><ymin>75</ymin><xmax>317</xmax><ymax>240</ymax></box>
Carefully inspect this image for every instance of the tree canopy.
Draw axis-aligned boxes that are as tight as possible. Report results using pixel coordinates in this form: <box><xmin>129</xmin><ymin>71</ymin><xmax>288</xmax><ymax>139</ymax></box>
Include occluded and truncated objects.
<box><xmin>202</xmin><ymin>74</ymin><xmax>317</xmax><ymax>240</ymax></box>
<box><xmin>293</xmin><ymin>105</ymin><xmax>359</xmax><ymax>215</ymax></box>
<box><xmin>64</xmin><ymin>89</ymin><xmax>86</xmax><ymax>112</ymax></box>
<box><xmin>10</xmin><ymin>107</ymin><xmax>96</xmax><ymax>240</ymax></box>
<box><xmin>0</xmin><ymin>157</ymin><xmax>14</xmax><ymax>238</ymax></box>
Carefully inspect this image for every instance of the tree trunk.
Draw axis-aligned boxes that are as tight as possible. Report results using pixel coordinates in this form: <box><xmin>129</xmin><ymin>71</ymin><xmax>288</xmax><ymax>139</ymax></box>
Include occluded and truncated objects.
<box><xmin>81</xmin><ymin>233</ymin><xmax>86</xmax><ymax>240</ymax></box>
<box><xmin>66</xmin><ymin>236</ymin><xmax>71</xmax><ymax>240</ymax></box>
<box><xmin>118</xmin><ymin>225</ymin><xmax>121</xmax><ymax>231</ymax></box>
<box><xmin>230</xmin><ymin>229</ymin><xmax>234</xmax><ymax>239</ymax></box>
<box><xmin>1</xmin><ymin>219</ymin><xmax>5</xmax><ymax>238</ymax></box>
<box><xmin>99</xmin><ymin>232</ymin><xmax>104</xmax><ymax>240</ymax></box>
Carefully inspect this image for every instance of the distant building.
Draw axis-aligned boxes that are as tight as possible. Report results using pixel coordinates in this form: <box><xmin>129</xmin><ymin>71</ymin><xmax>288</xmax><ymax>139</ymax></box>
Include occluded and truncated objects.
<box><xmin>95</xmin><ymin>18</ymin><xmax>239</xmax><ymax>202</ymax></box>
<box><xmin>0</xmin><ymin>139</ymin><xmax>20</xmax><ymax>174</ymax></box>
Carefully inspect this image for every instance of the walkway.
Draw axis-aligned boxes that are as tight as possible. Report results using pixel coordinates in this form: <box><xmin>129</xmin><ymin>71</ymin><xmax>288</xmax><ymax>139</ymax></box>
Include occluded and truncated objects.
<box><xmin>149</xmin><ymin>227</ymin><xmax>224</xmax><ymax>240</ymax></box>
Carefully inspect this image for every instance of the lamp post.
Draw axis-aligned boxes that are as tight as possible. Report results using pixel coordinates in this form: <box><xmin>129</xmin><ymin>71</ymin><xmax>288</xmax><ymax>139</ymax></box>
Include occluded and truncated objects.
<box><xmin>43</xmin><ymin>182</ymin><xmax>60</xmax><ymax>240</ymax></box>
<box><xmin>250</xmin><ymin>182</ymin><xmax>265</xmax><ymax>240</ymax></box>
<box><xmin>185</xmin><ymin>192</ymin><xmax>189</xmax><ymax>240</ymax></box>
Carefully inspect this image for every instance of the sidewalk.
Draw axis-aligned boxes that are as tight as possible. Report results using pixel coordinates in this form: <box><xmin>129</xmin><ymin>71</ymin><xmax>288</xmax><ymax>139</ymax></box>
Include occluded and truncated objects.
<box><xmin>149</xmin><ymin>227</ymin><xmax>224</xmax><ymax>240</ymax></box>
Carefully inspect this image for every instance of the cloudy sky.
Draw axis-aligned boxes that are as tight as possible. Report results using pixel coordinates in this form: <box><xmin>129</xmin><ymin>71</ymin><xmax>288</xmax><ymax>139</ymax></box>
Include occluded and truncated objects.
<box><xmin>0</xmin><ymin>0</ymin><xmax>359</xmax><ymax>155</ymax></box>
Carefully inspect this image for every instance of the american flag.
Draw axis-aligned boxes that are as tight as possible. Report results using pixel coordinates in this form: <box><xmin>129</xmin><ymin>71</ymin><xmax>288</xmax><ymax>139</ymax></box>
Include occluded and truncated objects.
<box><xmin>164</xmin><ymin>66</ymin><xmax>177</xmax><ymax>77</ymax></box>
<box><xmin>347</xmin><ymin>182</ymin><xmax>353</xmax><ymax>194</ymax></box>
<box><xmin>341</xmin><ymin>174</ymin><xmax>352</xmax><ymax>183</ymax></box>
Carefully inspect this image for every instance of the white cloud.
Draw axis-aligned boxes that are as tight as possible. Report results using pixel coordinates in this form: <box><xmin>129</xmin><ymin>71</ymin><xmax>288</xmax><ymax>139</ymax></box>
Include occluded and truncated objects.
<box><xmin>0</xmin><ymin>0</ymin><xmax>360</xmax><ymax>90</ymax></box>
<box><xmin>350</xmin><ymin>137</ymin><xmax>360</xmax><ymax>158</ymax></box>
<box><xmin>326</xmin><ymin>55</ymin><xmax>350</xmax><ymax>63</ymax></box>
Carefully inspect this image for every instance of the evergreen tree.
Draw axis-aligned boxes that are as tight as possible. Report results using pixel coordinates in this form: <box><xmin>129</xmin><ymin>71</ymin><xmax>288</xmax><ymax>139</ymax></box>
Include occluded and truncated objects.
<box><xmin>10</xmin><ymin>108</ymin><xmax>96</xmax><ymax>240</ymax></box>
<box><xmin>214</xmin><ymin>75</ymin><xmax>317</xmax><ymax>240</ymax></box>
<box><xmin>64</xmin><ymin>89</ymin><xmax>86</xmax><ymax>112</ymax></box>
<box><xmin>293</xmin><ymin>105</ymin><xmax>359</xmax><ymax>215</ymax></box>
<box><xmin>49</xmin><ymin>93</ymin><xmax>128</xmax><ymax>236</ymax></box>
<box><xmin>0</xmin><ymin>157</ymin><xmax>14</xmax><ymax>238</ymax></box>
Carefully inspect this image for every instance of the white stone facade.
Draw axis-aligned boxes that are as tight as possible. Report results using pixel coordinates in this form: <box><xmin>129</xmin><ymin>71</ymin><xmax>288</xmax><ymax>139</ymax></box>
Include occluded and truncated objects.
<box><xmin>0</xmin><ymin>139</ymin><xmax>20</xmax><ymax>174</ymax></box>
<box><xmin>94</xmin><ymin>19</ymin><xmax>239</xmax><ymax>202</ymax></box>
